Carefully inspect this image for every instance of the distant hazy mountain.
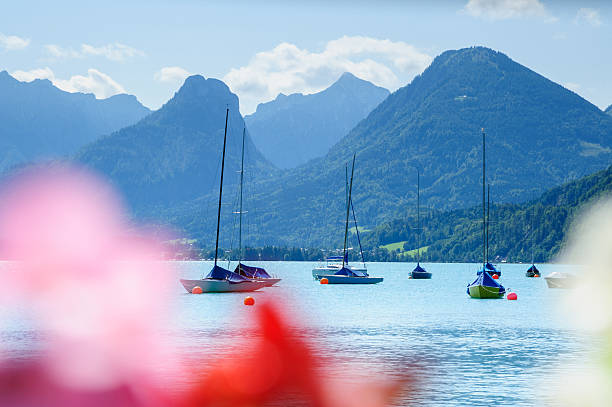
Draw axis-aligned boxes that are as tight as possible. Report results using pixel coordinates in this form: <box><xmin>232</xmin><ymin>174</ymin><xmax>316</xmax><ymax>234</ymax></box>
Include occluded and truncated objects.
<box><xmin>155</xmin><ymin>46</ymin><xmax>612</xmax><ymax>248</ymax></box>
<box><xmin>606</xmin><ymin>104</ymin><xmax>612</xmax><ymax>116</ymax></box>
<box><xmin>0</xmin><ymin>71</ymin><xmax>150</xmax><ymax>171</ymax></box>
<box><xmin>245</xmin><ymin>72</ymin><xmax>389</xmax><ymax>169</ymax></box>
<box><xmin>77</xmin><ymin>75</ymin><xmax>275</xmax><ymax>207</ymax></box>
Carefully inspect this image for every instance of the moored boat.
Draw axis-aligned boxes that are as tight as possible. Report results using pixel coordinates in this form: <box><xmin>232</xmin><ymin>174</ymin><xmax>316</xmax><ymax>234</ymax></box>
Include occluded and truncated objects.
<box><xmin>180</xmin><ymin>265</ymin><xmax>266</xmax><ymax>293</ymax></box>
<box><xmin>525</xmin><ymin>264</ymin><xmax>540</xmax><ymax>277</ymax></box>
<box><xmin>179</xmin><ymin>109</ymin><xmax>264</xmax><ymax>294</ymax></box>
<box><xmin>409</xmin><ymin>167</ymin><xmax>432</xmax><ymax>279</ymax></box>
<box><xmin>231</xmin><ymin>127</ymin><xmax>280</xmax><ymax>287</ymax></box>
<box><xmin>312</xmin><ymin>255</ymin><xmax>367</xmax><ymax>280</ymax></box>
<box><xmin>544</xmin><ymin>272</ymin><xmax>577</xmax><ymax>288</ymax></box>
<box><xmin>410</xmin><ymin>263</ymin><xmax>432</xmax><ymax>279</ymax></box>
<box><xmin>467</xmin><ymin>129</ymin><xmax>507</xmax><ymax>299</ymax></box>
<box><xmin>467</xmin><ymin>269</ymin><xmax>506</xmax><ymax>298</ymax></box>
<box><xmin>315</xmin><ymin>154</ymin><xmax>383</xmax><ymax>285</ymax></box>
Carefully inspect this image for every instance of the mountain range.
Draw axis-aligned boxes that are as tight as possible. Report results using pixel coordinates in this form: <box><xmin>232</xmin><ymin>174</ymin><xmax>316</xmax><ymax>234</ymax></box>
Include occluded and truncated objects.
<box><xmin>245</xmin><ymin>72</ymin><xmax>389</xmax><ymax>169</ymax></box>
<box><xmin>0</xmin><ymin>71</ymin><xmax>150</xmax><ymax>172</ymax></box>
<box><xmin>6</xmin><ymin>46</ymin><xmax>612</xmax><ymax>254</ymax></box>
<box><xmin>122</xmin><ymin>47</ymin><xmax>612</xmax><ymax>250</ymax></box>
<box><xmin>77</xmin><ymin>75</ymin><xmax>275</xmax><ymax>208</ymax></box>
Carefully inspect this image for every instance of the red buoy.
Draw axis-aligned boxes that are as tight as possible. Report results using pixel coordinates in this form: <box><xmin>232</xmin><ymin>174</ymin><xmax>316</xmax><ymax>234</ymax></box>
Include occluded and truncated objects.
<box><xmin>244</xmin><ymin>296</ymin><xmax>255</xmax><ymax>306</ymax></box>
<box><xmin>534</xmin><ymin>274</ymin><xmax>540</xmax><ymax>278</ymax></box>
<box><xmin>507</xmin><ymin>292</ymin><xmax>517</xmax><ymax>300</ymax></box>
<box><xmin>492</xmin><ymin>274</ymin><xmax>499</xmax><ymax>279</ymax></box>
<box><xmin>191</xmin><ymin>286</ymin><xmax>203</xmax><ymax>294</ymax></box>
<box><xmin>320</xmin><ymin>278</ymin><xmax>329</xmax><ymax>285</ymax></box>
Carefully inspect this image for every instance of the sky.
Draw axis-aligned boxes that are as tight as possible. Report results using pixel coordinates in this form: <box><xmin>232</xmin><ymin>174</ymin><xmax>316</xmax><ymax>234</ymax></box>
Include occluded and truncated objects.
<box><xmin>1</xmin><ymin>0</ymin><xmax>610</xmax><ymax>115</ymax></box>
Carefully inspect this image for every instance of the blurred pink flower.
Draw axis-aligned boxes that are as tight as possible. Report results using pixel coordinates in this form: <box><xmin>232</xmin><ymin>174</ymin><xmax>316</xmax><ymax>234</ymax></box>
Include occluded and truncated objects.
<box><xmin>0</xmin><ymin>165</ymin><xmax>180</xmax><ymax>394</ymax></box>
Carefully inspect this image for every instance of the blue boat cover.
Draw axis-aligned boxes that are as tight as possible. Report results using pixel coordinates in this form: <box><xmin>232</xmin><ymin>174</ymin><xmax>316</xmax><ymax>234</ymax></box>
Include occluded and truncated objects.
<box><xmin>468</xmin><ymin>268</ymin><xmax>505</xmax><ymax>292</ymax></box>
<box><xmin>334</xmin><ymin>267</ymin><xmax>368</xmax><ymax>277</ymax></box>
<box><xmin>477</xmin><ymin>262</ymin><xmax>500</xmax><ymax>276</ymax></box>
<box><xmin>526</xmin><ymin>264</ymin><xmax>540</xmax><ymax>273</ymax></box>
<box><xmin>234</xmin><ymin>263</ymin><xmax>272</xmax><ymax>279</ymax></box>
<box><xmin>205</xmin><ymin>265</ymin><xmax>249</xmax><ymax>283</ymax></box>
<box><xmin>413</xmin><ymin>264</ymin><xmax>427</xmax><ymax>273</ymax></box>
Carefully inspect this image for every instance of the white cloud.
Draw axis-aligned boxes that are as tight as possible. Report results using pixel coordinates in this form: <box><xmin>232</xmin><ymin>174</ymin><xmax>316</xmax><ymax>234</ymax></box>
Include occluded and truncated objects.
<box><xmin>223</xmin><ymin>35</ymin><xmax>432</xmax><ymax>114</ymax></box>
<box><xmin>44</xmin><ymin>43</ymin><xmax>144</xmax><ymax>61</ymax></box>
<box><xmin>11</xmin><ymin>67</ymin><xmax>54</xmax><ymax>82</ymax></box>
<box><xmin>45</xmin><ymin>44</ymin><xmax>81</xmax><ymax>58</ymax></box>
<box><xmin>575</xmin><ymin>8</ymin><xmax>602</xmax><ymax>27</ymax></box>
<box><xmin>81</xmin><ymin>43</ymin><xmax>145</xmax><ymax>61</ymax></box>
<box><xmin>154</xmin><ymin>66</ymin><xmax>191</xmax><ymax>83</ymax></box>
<box><xmin>9</xmin><ymin>67</ymin><xmax>126</xmax><ymax>99</ymax></box>
<box><xmin>462</xmin><ymin>0</ymin><xmax>550</xmax><ymax>21</ymax></box>
<box><xmin>0</xmin><ymin>33</ymin><xmax>30</xmax><ymax>50</ymax></box>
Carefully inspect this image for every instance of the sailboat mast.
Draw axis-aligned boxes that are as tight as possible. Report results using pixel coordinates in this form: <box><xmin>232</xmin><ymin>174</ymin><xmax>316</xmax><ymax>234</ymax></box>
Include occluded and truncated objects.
<box><xmin>531</xmin><ymin>204</ymin><xmax>535</xmax><ymax>265</ymax></box>
<box><xmin>482</xmin><ymin>129</ymin><xmax>486</xmax><ymax>269</ymax></box>
<box><xmin>350</xmin><ymin>200</ymin><xmax>366</xmax><ymax>266</ymax></box>
<box><xmin>486</xmin><ymin>184</ymin><xmax>490</xmax><ymax>263</ymax></box>
<box><xmin>417</xmin><ymin>168</ymin><xmax>421</xmax><ymax>265</ymax></box>
<box><xmin>238</xmin><ymin>126</ymin><xmax>245</xmax><ymax>266</ymax></box>
<box><xmin>214</xmin><ymin>108</ymin><xmax>229</xmax><ymax>267</ymax></box>
<box><xmin>342</xmin><ymin>154</ymin><xmax>356</xmax><ymax>268</ymax></box>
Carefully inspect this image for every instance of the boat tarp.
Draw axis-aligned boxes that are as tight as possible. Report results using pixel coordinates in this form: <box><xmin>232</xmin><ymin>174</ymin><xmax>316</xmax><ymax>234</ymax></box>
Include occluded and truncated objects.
<box><xmin>468</xmin><ymin>269</ymin><xmax>505</xmax><ymax>291</ymax></box>
<box><xmin>334</xmin><ymin>267</ymin><xmax>368</xmax><ymax>277</ymax></box>
<box><xmin>413</xmin><ymin>264</ymin><xmax>427</xmax><ymax>273</ymax></box>
<box><xmin>527</xmin><ymin>264</ymin><xmax>540</xmax><ymax>274</ymax></box>
<box><xmin>485</xmin><ymin>262</ymin><xmax>498</xmax><ymax>272</ymax></box>
<box><xmin>234</xmin><ymin>263</ymin><xmax>272</xmax><ymax>279</ymax></box>
<box><xmin>206</xmin><ymin>265</ymin><xmax>249</xmax><ymax>283</ymax></box>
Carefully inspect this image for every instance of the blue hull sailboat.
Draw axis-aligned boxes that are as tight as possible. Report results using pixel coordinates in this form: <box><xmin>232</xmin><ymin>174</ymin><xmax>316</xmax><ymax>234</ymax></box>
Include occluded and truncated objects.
<box><xmin>409</xmin><ymin>167</ymin><xmax>431</xmax><ymax>279</ymax></box>
<box><xmin>180</xmin><ymin>109</ymin><xmax>265</xmax><ymax>294</ymax></box>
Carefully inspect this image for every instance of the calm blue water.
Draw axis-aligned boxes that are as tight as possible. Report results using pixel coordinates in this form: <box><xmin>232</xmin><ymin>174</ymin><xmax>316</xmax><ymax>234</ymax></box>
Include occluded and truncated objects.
<box><xmin>0</xmin><ymin>261</ymin><xmax>592</xmax><ymax>406</ymax></box>
<box><xmin>172</xmin><ymin>261</ymin><xmax>591</xmax><ymax>406</ymax></box>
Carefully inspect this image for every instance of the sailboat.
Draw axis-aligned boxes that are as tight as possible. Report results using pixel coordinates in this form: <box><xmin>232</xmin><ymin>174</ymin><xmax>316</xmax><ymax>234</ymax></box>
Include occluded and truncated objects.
<box><xmin>313</xmin><ymin>154</ymin><xmax>383</xmax><ymax>284</ymax></box>
<box><xmin>233</xmin><ymin>127</ymin><xmax>281</xmax><ymax>287</ymax></box>
<box><xmin>467</xmin><ymin>129</ymin><xmax>506</xmax><ymax>299</ymax></box>
<box><xmin>525</xmin><ymin>205</ymin><xmax>540</xmax><ymax>277</ymax></box>
<box><xmin>409</xmin><ymin>168</ymin><xmax>431</xmax><ymax>279</ymax></box>
<box><xmin>180</xmin><ymin>109</ymin><xmax>266</xmax><ymax>293</ymax></box>
<box><xmin>312</xmin><ymin>165</ymin><xmax>369</xmax><ymax>279</ymax></box>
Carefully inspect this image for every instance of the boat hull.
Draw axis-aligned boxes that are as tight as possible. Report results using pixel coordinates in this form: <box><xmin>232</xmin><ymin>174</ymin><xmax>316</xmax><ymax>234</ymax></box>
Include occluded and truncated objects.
<box><xmin>316</xmin><ymin>275</ymin><xmax>383</xmax><ymax>284</ymax></box>
<box><xmin>254</xmin><ymin>278</ymin><xmax>281</xmax><ymax>287</ymax></box>
<box><xmin>544</xmin><ymin>277</ymin><xmax>576</xmax><ymax>289</ymax></box>
<box><xmin>468</xmin><ymin>284</ymin><xmax>504</xmax><ymax>299</ymax></box>
<box><xmin>180</xmin><ymin>279</ymin><xmax>265</xmax><ymax>293</ymax></box>
<box><xmin>410</xmin><ymin>271</ymin><xmax>432</xmax><ymax>279</ymax></box>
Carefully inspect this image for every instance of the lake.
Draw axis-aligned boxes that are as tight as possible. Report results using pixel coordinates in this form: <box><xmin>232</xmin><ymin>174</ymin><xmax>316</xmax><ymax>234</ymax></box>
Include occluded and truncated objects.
<box><xmin>171</xmin><ymin>261</ymin><xmax>591</xmax><ymax>406</ymax></box>
<box><xmin>0</xmin><ymin>260</ymin><xmax>592</xmax><ymax>406</ymax></box>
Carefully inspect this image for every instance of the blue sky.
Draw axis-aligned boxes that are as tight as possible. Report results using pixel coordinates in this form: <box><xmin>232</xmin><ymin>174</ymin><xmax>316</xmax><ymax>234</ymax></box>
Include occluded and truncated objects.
<box><xmin>1</xmin><ymin>0</ymin><xmax>610</xmax><ymax>114</ymax></box>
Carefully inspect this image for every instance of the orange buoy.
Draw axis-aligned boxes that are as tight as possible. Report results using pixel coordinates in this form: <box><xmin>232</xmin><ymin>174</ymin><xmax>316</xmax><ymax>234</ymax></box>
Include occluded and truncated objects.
<box><xmin>320</xmin><ymin>278</ymin><xmax>329</xmax><ymax>285</ymax></box>
<box><xmin>244</xmin><ymin>296</ymin><xmax>255</xmax><ymax>306</ymax></box>
<box><xmin>534</xmin><ymin>274</ymin><xmax>540</xmax><ymax>278</ymax></box>
<box><xmin>507</xmin><ymin>292</ymin><xmax>517</xmax><ymax>300</ymax></box>
<box><xmin>492</xmin><ymin>274</ymin><xmax>499</xmax><ymax>279</ymax></box>
<box><xmin>191</xmin><ymin>286</ymin><xmax>203</xmax><ymax>294</ymax></box>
